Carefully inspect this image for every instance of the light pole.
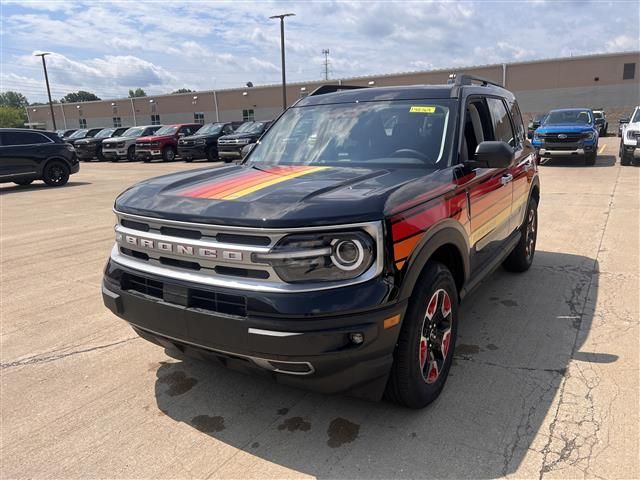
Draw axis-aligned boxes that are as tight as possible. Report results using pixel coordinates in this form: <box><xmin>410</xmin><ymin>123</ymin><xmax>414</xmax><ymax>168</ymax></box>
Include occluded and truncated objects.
<box><xmin>34</xmin><ymin>52</ymin><xmax>57</xmax><ymax>130</ymax></box>
<box><xmin>269</xmin><ymin>13</ymin><xmax>295</xmax><ymax>111</ymax></box>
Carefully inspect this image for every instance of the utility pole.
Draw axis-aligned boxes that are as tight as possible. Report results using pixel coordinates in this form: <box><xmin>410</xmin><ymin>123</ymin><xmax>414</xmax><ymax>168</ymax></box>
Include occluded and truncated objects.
<box><xmin>34</xmin><ymin>52</ymin><xmax>57</xmax><ymax>130</ymax></box>
<box><xmin>269</xmin><ymin>13</ymin><xmax>295</xmax><ymax>111</ymax></box>
<box><xmin>322</xmin><ymin>49</ymin><xmax>330</xmax><ymax>80</ymax></box>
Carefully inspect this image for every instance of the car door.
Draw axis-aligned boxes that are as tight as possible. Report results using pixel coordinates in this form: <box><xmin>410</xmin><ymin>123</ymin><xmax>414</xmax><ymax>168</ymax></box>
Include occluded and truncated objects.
<box><xmin>505</xmin><ymin>99</ymin><xmax>536</xmax><ymax>232</ymax></box>
<box><xmin>458</xmin><ymin>96</ymin><xmax>514</xmax><ymax>273</ymax></box>
<box><xmin>0</xmin><ymin>131</ymin><xmax>50</xmax><ymax>178</ymax></box>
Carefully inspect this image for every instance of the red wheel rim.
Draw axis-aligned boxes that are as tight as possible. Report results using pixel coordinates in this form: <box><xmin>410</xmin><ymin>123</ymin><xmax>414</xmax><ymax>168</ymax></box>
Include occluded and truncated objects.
<box><xmin>418</xmin><ymin>289</ymin><xmax>453</xmax><ymax>384</ymax></box>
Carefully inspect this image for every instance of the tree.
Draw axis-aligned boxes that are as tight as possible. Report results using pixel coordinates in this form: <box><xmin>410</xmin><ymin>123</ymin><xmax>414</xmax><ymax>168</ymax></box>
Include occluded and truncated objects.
<box><xmin>172</xmin><ymin>88</ymin><xmax>193</xmax><ymax>94</ymax></box>
<box><xmin>62</xmin><ymin>91</ymin><xmax>101</xmax><ymax>103</ymax></box>
<box><xmin>0</xmin><ymin>91</ymin><xmax>29</xmax><ymax>109</ymax></box>
<box><xmin>128</xmin><ymin>88</ymin><xmax>147</xmax><ymax>98</ymax></box>
<box><xmin>0</xmin><ymin>106</ymin><xmax>27</xmax><ymax>128</ymax></box>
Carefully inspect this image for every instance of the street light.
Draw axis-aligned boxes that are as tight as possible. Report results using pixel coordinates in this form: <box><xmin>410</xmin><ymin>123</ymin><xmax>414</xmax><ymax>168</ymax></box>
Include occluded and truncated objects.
<box><xmin>269</xmin><ymin>13</ymin><xmax>295</xmax><ymax>111</ymax></box>
<box><xmin>34</xmin><ymin>52</ymin><xmax>56</xmax><ymax>130</ymax></box>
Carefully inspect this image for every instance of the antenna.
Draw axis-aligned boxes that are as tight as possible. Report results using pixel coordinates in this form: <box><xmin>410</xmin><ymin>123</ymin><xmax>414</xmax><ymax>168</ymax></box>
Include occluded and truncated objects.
<box><xmin>322</xmin><ymin>49</ymin><xmax>331</xmax><ymax>80</ymax></box>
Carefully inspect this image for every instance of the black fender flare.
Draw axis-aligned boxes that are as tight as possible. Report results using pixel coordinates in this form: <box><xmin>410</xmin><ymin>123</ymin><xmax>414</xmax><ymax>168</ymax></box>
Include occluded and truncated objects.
<box><xmin>397</xmin><ymin>219</ymin><xmax>470</xmax><ymax>302</ymax></box>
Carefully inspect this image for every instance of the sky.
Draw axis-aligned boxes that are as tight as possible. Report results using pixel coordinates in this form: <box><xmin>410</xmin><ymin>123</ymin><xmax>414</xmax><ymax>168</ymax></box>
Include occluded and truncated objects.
<box><xmin>1</xmin><ymin>0</ymin><xmax>638</xmax><ymax>103</ymax></box>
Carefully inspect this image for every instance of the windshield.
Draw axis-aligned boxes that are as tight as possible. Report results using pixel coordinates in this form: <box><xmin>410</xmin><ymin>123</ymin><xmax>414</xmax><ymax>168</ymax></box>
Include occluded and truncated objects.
<box><xmin>154</xmin><ymin>126</ymin><xmax>177</xmax><ymax>135</ymax></box>
<box><xmin>122</xmin><ymin>127</ymin><xmax>144</xmax><ymax>137</ymax></box>
<box><xmin>95</xmin><ymin>128</ymin><xmax>115</xmax><ymax>139</ymax></box>
<box><xmin>236</xmin><ymin>122</ymin><xmax>265</xmax><ymax>134</ymax></box>
<box><xmin>195</xmin><ymin>123</ymin><xmax>223</xmax><ymax>135</ymax></box>
<box><xmin>632</xmin><ymin>109</ymin><xmax>640</xmax><ymax>123</ymax></box>
<box><xmin>68</xmin><ymin>129</ymin><xmax>88</xmax><ymax>139</ymax></box>
<box><xmin>246</xmin><ymin>100</ymin><xmax>453</xmax><ymax>169</ymax></box>
<box><xmin>543</xmin><ymin>110</ymin><xmax>593</xmax><ymax>125</ymax></box>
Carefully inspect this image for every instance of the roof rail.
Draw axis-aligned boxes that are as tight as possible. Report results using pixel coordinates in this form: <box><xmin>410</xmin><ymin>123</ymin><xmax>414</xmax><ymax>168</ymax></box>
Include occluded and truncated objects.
<box><xmin>447</xmin><ymin>73</ymin><xmax>504</xmax><ymax>88</ymax></box>
<box><xmin>308</xmin><ymin>84</ymin><xmax>369</xmax><ymax>96</ymax></box>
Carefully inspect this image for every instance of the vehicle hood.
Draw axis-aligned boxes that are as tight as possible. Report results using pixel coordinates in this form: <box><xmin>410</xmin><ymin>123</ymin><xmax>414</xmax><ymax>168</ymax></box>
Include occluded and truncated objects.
<box><xmin>75</xmin><ymin>137</ymin><xmax>103</xmax><ymax>145</ymax></box>
<box><xmin>136</xmin><ymin>134</ymin><xmax>175</xmax><ymax>142</ymax></box>
<box><xmin>103</xmin><ymin>136</ymin><xmax>131</xmax><ymax>143</ymax></box>
<box><xmin>219</xmin><ymin>132</ymin><xmax>260</xmax><ymax>141</ymax></box>
<box><xmin>181</xmin><ymin>134</ymin><xmax>218</xmax><ymax>141</ymax></box>
<box><xmin>114</xmin><ymin>164</ymin><xmax>454</xmax><ymax>228</ymax></box>
<box><xmin>536</xmin><ymin>124</ymin><xmax>595</xmax><ymax>134</ymax></box>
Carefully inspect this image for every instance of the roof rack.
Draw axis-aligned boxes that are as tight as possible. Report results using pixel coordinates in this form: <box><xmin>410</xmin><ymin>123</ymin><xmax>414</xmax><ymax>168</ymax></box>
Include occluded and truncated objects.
<box><xmin>308</xmin><ymin>84</ymin><xmax>369</xmax><ymax>96</ymax></box>
<box><xmin>447</xmin><ymin>73</ymin><xmax>504</xmax><ymax>88</ymax></box>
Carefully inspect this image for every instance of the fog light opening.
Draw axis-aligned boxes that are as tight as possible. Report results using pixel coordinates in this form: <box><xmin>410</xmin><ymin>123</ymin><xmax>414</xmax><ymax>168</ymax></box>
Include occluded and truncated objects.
<box><xmin>349</xmin><ymin>332</ymin><xmax>364</xmax><ymax>345</ymax></box>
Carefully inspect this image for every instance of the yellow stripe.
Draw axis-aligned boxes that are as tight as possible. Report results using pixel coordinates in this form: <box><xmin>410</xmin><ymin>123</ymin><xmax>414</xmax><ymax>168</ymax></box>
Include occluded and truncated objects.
<box><xmin>469</xmin><ymin>192</ymin><xmax>530</xmax><ymax>245</ymax></box>
<box><xmin>221</xmin><ymin>167</ymin><xmax>328</xmax><ymax>200</ymax></box>
<box><xmin>598</xmin><ymin>144</ymin><xmax>606</xmax><ymax>154</ymax></box>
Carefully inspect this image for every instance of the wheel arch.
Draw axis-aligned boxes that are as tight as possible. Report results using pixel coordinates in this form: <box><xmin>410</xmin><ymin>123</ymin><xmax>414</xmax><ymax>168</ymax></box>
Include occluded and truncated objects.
<box><xmin>397</xmin><ymin>220</ymin><xmax>470</xmax><ymax>302</ymax></box>
<box><xmin>40</xmin><ymin>156</ymin><xmax>72</xmax><ymax>175</ymax></box>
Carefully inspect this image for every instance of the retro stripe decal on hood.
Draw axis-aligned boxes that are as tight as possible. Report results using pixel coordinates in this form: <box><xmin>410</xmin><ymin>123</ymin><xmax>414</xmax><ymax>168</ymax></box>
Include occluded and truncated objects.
<box><xmin>176</xmin><ymin>166</ymin><xmax>328</xmax><ymax>200</ymax></box>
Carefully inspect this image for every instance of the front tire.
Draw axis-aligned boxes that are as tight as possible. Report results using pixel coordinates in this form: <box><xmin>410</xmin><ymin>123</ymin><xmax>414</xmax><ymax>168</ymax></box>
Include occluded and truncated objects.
<box><xmin>385</xmin><ymin>262</ymin><xmax>458</xmax><ymax>409</ymax></box>
<box><xmin>621</xmin><ymin>151</ymin><xmax>633</xmax><ymax>166</ymax></box>
<box><xmin>42</xmin><ymin>160</ymin><xmax>70</xmax><ymax>187</ymax></box>
<box><xmin>162</xmin><ymin>146</ymin><xmax>176</xmax><ymax>162</ymax></box>
<box><xmin>206</xmin><ymin>146</ymin><xmax>218</xmax><ymax>162</ymax></box>
<box><xmin>503</xmin><ymin>198</ymin><xmax>538</xmax><ymax>272</ymax></box>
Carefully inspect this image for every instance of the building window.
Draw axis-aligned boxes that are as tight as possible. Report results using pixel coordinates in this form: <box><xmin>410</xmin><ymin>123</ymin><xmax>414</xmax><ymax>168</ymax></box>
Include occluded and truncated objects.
<box><xmin>79</xmin><ymin>118</ymin><xmax>87</xmax><ymax>128</ymax></box>
<box><xmin>623</xmin><ymin>63</ymin><xmax>636</xmax><ymax>80</ymax></box>
<box><xmin>194</xmin><ymin>112</ymin><xmax>205</xmax><ymax>124</ymax></box>
<box><xmin>150</xmin><ymin>114</ymin><xmax>161</xmax><ymax>125</ymax></box>
<box><xmin>242</xmin><ymin>109</ymin><xmax>255</xmax><ymax>121</ymax></box>
<box><xmin>112</xmin><ymin>106</ymin><xmax>119</xmax><ymax>116</ymax></box>
<box><xmin>151</xmin><ymin>102</ymin><xmax>157</xmax><ymax>113</ymax></box>
<box><xmin>112</xmin><ymin>117</ymin><xmax>122</xmax><ymax>127</ymax></box>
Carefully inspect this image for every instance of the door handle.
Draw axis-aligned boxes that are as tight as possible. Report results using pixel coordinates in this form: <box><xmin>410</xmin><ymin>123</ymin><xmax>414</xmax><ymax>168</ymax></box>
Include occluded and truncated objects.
<box><xmin>501</xmin><ymin>174</ymin><xmax>513</xmax><ymax>185</ymax></box>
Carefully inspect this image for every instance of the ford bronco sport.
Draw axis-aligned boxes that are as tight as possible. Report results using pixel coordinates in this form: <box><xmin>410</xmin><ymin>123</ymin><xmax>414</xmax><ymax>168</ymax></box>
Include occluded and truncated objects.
<box><xmin>102</xmin><ymin>76</ymin><xmax>540</xmax><ymax>408</ymax></box>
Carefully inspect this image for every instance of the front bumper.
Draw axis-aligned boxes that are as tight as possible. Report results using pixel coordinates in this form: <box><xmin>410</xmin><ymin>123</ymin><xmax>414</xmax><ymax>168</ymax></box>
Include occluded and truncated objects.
<box><xmin>135</xmin><ymin>149</ymin><xmax>162</xmax><ymax>160</ymax></box>
<box><xmin>75</xmin><ymin>146</ymin><xmax>98</xmax><ymax>159</ymax></box>
<box><xmin>70</xmin><ymin>162</ymin><xmax>80</xmax><ymax>174</ymax></box>
<box><xmin>102</xmin><ymin>260</ymin><xmax>404</xmax><ymax>399</ymax></box>
<box><xmin>535</xmin><ymin>142</ymin><xmax>596</xmax><ymax>157</ymax></box>
<box><xmin>178</xmin><ymin>144</ymin><xmax>208</xmax><ymax>159</ymax></box>
<box><xmin>103</xmin><ymin>148</ymin><xmax>128</xmax><ymax>159</ymax></box>
<box><xmin>217</xmin><ymin>146</ymin><xmax>244</xmax><ymax>159</ymax></box>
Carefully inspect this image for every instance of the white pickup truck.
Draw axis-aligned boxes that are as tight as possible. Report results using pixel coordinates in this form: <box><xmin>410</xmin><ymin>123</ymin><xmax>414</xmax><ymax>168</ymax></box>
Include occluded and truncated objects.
<box><xmin>619</xmin><ymin>106</ymin><xmax>640</xmax><ymax>166</ymax></box>
<box><xmin>102</xmin><ymin>125</ymin><xmax>161</xmax><ymax>162</ymax></box>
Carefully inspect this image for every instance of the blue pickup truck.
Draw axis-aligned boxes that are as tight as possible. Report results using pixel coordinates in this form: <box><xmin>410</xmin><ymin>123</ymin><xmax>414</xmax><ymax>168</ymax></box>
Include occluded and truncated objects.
<box><xmin>532</xmin><ymin>108</ymin><xmax>599</xmax><ymax>165</ymax></box>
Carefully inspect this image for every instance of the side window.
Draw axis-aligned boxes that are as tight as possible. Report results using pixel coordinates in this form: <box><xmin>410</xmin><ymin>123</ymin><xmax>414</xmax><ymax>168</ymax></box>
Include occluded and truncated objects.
<box><xmin>223</xmin><ymin>125</ymin><xmax>234</xmax><ymax>134</ymax></box>
<box><xmin>3</xmin><ymin>131</ymin><xmax>50</xmax><ymax>146</ymax></box>
<box><xmin>487</xmin><ymin>97</ymin><xmax>515</xmax><ymax>147</ymax></box>
<box><xmin>462</xmin><ymin>98</ymin><xmax>494</xmax><ymax>162</ymax></box>
<box><xmin>507</xmin><ymin>100</ymin><xmax>526</xmax><ymax>148</ymax></box>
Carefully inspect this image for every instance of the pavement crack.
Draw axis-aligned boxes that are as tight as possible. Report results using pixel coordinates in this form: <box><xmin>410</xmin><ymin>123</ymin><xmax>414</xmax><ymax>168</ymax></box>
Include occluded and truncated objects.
<box><xmin>1</xmin><ymin>337</ymin><xmax>138</xmax><ymax>369</ymax></box>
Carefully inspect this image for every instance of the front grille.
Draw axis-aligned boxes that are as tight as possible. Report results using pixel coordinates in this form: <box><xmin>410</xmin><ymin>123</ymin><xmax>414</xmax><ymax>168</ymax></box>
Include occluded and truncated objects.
<box><xmin>539</xmin><ymin>133</ymin><xmax>583</xmax><ymax>142</ymax></box>
<box><xmin>136</xmin><ymin>142</ymin><xmax>152</xmax><ymax>148</ymax></box>
<box><xmin>122</xmin><ymin>272</ymin><xmax>247</xmax><ymax>317</ymax></box>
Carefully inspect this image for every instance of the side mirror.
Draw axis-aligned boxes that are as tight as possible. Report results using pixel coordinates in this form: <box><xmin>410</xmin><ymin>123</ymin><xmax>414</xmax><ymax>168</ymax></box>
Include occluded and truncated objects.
<box><xmin>241</xmin><ymin>143</ymin><xmax>256</xmax><ymax>158</ymax></box>
<box><xmin>467</xmin><ymin>141</ymin><xmax>514</xmax><ymax>169</ymax></box>
<box><xmin>619</xmin><ymin>117</ymin><xmax>630</xmax><ymax>124</ymax></box>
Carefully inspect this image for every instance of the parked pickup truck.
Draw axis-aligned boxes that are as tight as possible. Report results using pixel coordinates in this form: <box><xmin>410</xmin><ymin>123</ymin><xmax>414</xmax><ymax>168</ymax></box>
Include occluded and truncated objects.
<box><xmin>135</xmin><ymin>124</ymin><xmax>201</xmax><ymax>162</ymax></box>
<box><xmin>619</xmin><ymin>105</ymin><xmax>640</xmax><ymax>166</ymax></box>
<box><xmin>102</xmin><ymin>125</ymin><xmax>162</xmax><ymax>162</ymax></box>
<box><xmin>217</xmin><ymin>121</ymin><xmax>271</xmax><ymax>161</ymax></box>
<box><xmin>103</xmin><ymin>77</ymin><xmax>540</xmax><ymax>408</ymax></box>
<box><xmin>74</xmin><ymin>127</ymin><xmax>129</xmax><ymax>161</ymax></box>
<box><xmin>178</xmin><ymin>122</ymin><xmax>242</xmax><ymax>162</ymax></box>
<box><xmin>532</xmin><ymin>108</ymin><xmax>599</xmax><ymax>165</ymax></box>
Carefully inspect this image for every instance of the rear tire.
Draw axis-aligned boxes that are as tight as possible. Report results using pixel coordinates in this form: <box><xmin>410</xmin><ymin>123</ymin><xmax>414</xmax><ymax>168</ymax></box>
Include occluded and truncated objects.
<box><xmin>385</xmin><ymin>262</ymin><xmax>458</xmax><ymax>409</ymax></box>
<box><xmin>162</xmin><ymin>146</ymin><xmax>176</xmax><ymax>162</ymax></box>
<box><xmin>42</xmin><ymin>160</ymin><xmax>70</xmax><ymax>187</ymax></box>
<box><xmin>503</xmin><ymin>198</ymin><xmax>538</xmax><ymax>272</ymax></box>
<box><xmin>621</xmin><ymin>151</ymin><xmax>632</xmax><ymax>166</ymax></box>
<box><xmin>14</xmin><ymin>179</ymin><xmax>33</xmax><ymax>186</ymax></box>
<box><xmin>127</xmin><ymin>145</ymin><xmax>136</xmax><ymax>162</ymax></box>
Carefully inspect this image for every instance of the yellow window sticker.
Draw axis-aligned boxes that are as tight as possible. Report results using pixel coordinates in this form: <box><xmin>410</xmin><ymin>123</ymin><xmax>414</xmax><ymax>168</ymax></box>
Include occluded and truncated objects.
<box><xmin>409</xmin><ymin>106</ymin><xmax>436</xmax><ymax>113</ymax></box>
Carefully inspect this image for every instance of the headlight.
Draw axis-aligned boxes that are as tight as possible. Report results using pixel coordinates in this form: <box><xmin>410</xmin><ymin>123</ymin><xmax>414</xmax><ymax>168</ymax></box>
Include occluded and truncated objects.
<box><xmin>236</xmin><ymin>138</ymin><xmax>251</xmax><ymax>145</ymax></box>
<box><xmin>628</xmin><ymin>130</ymin><xmax>638</xmax><ymax>140</ymax></box>
<box><xmin>196</xmin><ymin>138</ymin><xmax>206</xmax><ymax>145</ymax></box>
<box><xmin>533</xmin><ymin>133</ymin><xmax>541</xmax><ymax>141</ymax></box>
<box><xmin>116</xmin><ymin>142</ymin><xmax>125</xmax><ymax>148</ymax></box>
<box><xmin>583</xmin><ymin>132</ymin><xmax>595</xmax><ymax>140</ymax></box>
<box><xmin>150</xmin><ymin>141</ymin><xmax>160</xmax><ymax>147</ymax></box>
<box><xmin>252</xmin><ymin>231</ymin><xmax>375</xmax><ymax>283</ymax></box>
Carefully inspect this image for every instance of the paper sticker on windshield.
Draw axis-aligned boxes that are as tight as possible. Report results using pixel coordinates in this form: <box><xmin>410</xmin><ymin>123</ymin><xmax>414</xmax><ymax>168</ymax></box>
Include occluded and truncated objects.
<box><xmin>410</xmin><ymin>106</ymin><xmax>436</xmax><ymax>113</ymax></box>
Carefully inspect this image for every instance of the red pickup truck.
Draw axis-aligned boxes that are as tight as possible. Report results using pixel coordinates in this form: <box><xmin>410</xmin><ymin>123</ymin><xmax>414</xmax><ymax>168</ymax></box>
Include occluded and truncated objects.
<box><xmin>135</xmin><ymin>123</ymin><xmax>201</xmax><ymax>162</ymax></box>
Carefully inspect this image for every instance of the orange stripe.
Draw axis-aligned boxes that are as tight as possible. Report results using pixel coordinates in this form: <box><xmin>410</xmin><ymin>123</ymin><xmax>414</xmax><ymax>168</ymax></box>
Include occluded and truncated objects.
<box><xmin>202</xmin><ymin>172</ymin><xmax>281</xmax><ymax>199</ymax></box>
<box><xmin>179</xmin><ymin>170</ymin><xmax>266</xmax><ymax>198</ymax></box>
<box><xmin>394</xmin><ymin>233</ymin><xmax>423</xmax><ymax>261</ymax></box>
<box><xmin>220</xmin><ymin>166</ymin><xmax>328</xmax><ymax>200</ymax></box>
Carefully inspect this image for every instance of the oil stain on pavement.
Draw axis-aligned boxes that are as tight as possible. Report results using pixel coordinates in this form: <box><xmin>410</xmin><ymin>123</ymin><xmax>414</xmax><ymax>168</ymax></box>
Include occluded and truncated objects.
<box><xmin>157</xmin><ymin>370</ymin><xmax>198</xmax><ymax>396</ymax></box>
<box><xmin>191</xmin><ymin>415</ymin><xmax>226</xmax><ymax>433</ymax></box>
<box><xmin>327</xmin><ymin>418</ymin><xmax>360</xmax><ymax>448</ymax></box>
<box><xmin>278</xmin><ymin>417</ymin><xmax>311</xmax><ymax>432</ymax></box>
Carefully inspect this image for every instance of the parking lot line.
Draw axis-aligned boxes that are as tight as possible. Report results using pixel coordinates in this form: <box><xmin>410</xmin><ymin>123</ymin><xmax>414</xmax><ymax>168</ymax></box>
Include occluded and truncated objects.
<box><xmin>598</xmin><ymin>144</ymin><xmax>607</xmax><ymax>154</ymax></box>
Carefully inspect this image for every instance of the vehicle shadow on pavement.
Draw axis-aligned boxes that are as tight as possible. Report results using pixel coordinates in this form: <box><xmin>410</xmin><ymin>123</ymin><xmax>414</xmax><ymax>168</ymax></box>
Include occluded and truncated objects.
<box><xmin>540</xmin><ymin>154</ymin><xmax>616</xmax><ymax>167</ymax></box>
<box><xmin>0</xmin><ymin>181</ymin><xmax>92</xmax><ymax>195</ymax></box>
<box><xmin>152</xmin><ymin>251</ymin><xmax>608</xmax><ymax>478</ymax></box>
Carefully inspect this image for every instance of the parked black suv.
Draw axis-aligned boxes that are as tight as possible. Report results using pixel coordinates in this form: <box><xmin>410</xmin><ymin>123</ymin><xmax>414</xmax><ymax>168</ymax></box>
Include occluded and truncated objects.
<box><xmin>178</xmin><ymin>122</ymin><xmax>243</xmax><ymax>162</ymax></box>
<box><xmin>217</xmin><ymin>121</ymin><xmax>272</xmax><ymax>161</ymax></box>
<box><xmin>75</xmin><ymin>127</ymin><xmax>129</xmax><ymax>161</ymax></box>
<box><xmin>65</xmin><ymin>127</ymin><xmax>105</xmax><ymax>146</ymax></box>
<box><xmin>0</xmin><ymin>128</ymin><xmax>79</xmax><ymax>186</ymax></box>
<box><xmin>103</xmin><ymin>78</ymin><xmax>540</xmax><ymax>408</ymax></box>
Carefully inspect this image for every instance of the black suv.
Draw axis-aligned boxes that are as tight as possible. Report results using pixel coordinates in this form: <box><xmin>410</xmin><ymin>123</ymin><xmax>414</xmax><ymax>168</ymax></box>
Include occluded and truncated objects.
<box><xmin>65</xmin><ymin>127</ymin><xmax>105</xmax><ymax>146</ymax></box>
<box><xmin>0</xmin><ymin>128</ymin><xmax>79</xmax><ymax>187</ymax></box>
<box><xmin>217</xmin><ymin>121</ymin><xmax>272</xmax><ymax>161</ymax></box>
<box><xmin>178</xmin><ymin>122</ymin><xmax>243</xmax><ymax>162</ymax></box>
<box><xmin>103</xmin><ymin>78</ymin><xmax>539</xmax><ymax>408</ymax></box>
<box><xmin>75</xmin><ymin>127</ymin><xmax>129</xmax><ymax>161</ymax></box>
